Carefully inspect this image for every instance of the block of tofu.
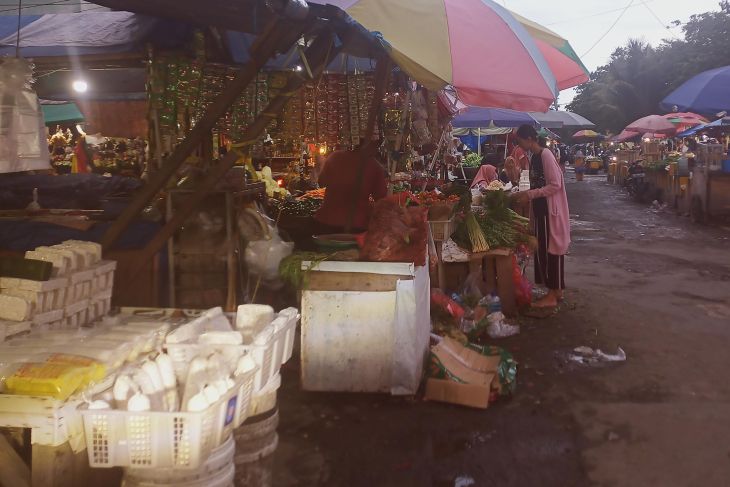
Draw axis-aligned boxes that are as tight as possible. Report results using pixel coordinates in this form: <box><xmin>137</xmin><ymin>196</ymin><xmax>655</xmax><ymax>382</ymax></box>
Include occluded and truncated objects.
<box><xmin>0</xmin><ymin>294</ymin><xmax>32</xmax><ymax>321</ymax></box>
<box><xmin>47</xmin><ymin>245</ymin><xmax>81</xmax><ymax>272</ymax></box>
<box><xmin>33</xmin><ymin>247</ymin><xmax>73</xmax><ymax>275</ymax></box>
<box><xmin>63</xmin><ymin>240</ymin><xmax>102</xmax><ymax>265</ymax></box>
<box><xmin>24</xmin><ymin>250</ymin><xmax>67</xmax><ymax>277</ymax></box>
<box><xmin>52</xmin><ymin>244</ymin><xmax>91</xmax><ymax>269</ymax></box>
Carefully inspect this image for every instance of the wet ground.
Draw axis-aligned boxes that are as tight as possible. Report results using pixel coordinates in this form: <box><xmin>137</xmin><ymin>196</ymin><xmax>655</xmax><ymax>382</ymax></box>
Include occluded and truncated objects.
<box><xmin>272</xmin><ymin>171</ymin><xmax>730</xmax><ymax>487</ymax></box>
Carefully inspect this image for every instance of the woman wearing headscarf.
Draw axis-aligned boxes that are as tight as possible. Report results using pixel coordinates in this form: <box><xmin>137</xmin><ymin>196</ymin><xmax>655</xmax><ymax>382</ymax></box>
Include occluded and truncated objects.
<box><xmin>511</xmin><ymin>124</ymin><xmax>571</xmax><ymax>308</ymax></box>
<box><xmin>469</xmin><ymin>164</ymin><xmax>498</xmax><ymax>189</ymax></box>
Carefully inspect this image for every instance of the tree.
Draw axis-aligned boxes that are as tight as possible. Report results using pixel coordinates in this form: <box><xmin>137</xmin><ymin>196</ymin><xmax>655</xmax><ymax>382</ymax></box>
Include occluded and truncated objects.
<box><xmin>567</xmin><ymin>1</ymin><xmax>730</xmax><ymax>133</ymax></box>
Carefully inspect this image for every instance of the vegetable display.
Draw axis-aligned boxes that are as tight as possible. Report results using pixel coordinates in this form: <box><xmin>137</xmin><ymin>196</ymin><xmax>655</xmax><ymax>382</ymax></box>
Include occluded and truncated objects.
<box><xmin>462</xmin><ymin>152</ymin><xmax>482</xmax><ymax>168</ymax></box>
<box><xmin>270</xmin><ymin>198</ymin><xmax>322</xmax><ymax>218</ymax></box>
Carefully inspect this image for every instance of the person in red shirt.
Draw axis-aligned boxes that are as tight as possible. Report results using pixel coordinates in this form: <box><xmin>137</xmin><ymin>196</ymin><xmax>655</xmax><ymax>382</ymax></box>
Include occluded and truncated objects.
<box><xmin>314</xmin><ymin>142</ymin><xmax>388</xmax><ymax>234</ymax></box>
<box><xmin>511</xmin><ymin>142</ymin><xmax>529</xmax><ymax>171</ymax></box>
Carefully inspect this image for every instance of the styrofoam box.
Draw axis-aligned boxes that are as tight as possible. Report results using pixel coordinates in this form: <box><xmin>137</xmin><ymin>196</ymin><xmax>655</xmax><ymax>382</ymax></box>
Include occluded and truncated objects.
<box><xmin>0</xmin><ymin>277</ymin><xmax>68</xmax><ymax>314</ymax></box>
<box><xmin>81</xmin><ymin>367</ymin><xmax>256</xmax><ymax>470</ymax></box>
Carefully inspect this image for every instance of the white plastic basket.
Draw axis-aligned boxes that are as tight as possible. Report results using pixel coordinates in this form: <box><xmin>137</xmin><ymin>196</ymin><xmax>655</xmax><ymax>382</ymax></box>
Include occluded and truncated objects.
<box><xmin>64</xmin><ymin>299</ymin><xmax>90</xmax><ymax>328</ymax></box>
<box><xmin>93</xmin><ymin>260</ymin><xmax>117</xmax><ymax>294</ymax></box>
<box><xmin>0</xmin><ymin>319</ymin><xmax>31</xmax><ymax>341</ymax></box>
<box><xmin>123</xmin><ymin>462</ymin><xmax>235</xmax><ymax>487</ymax></box>
<box><xmin>0</xmin><ymin>277</ymin><xmax>68</xmax><ymax>314</ymax></box>
<box><xmin>124</xmin><ymin>433</ymin><xmax>234</xmax><ymax>484</ymax></box>
<box><xmin>166</xmin><ymin>310</ymin><xmax>297</xmax><ymax>393</ymax></box>
<box><xmin>32</xmin><ymin>309</ymin><xmax>65</xmax><ymax>331</ymax></box>
<box><xmin>81</xmin><ymin>368</ymin><xmax>255</xmax><ymax>469</ymax></box>
<box><xmin>89</xmin><ymin>290</ymin><xmax>113</xmax><ymax>323</ymax></box>
<box><xmin>68</xmin><ymin>269</ymin><xmax>95</xmax><ymax>303</ymax></box>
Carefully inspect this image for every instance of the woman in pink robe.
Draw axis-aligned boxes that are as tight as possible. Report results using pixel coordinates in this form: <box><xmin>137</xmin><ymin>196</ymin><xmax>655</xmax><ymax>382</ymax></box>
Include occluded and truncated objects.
<box><xmin>469</xmin><ymin>164</ymin><xmax>498</xmax><ymax>189</ymax></box>
<box><xmin>512</xmin><ymin>124</ymin><xmax>571</xmax><ymax>308</ymax></box>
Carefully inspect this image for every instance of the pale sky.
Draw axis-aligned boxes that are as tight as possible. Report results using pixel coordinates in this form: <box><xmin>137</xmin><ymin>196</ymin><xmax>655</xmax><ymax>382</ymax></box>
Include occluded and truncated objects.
<box><xmin>503</xmin><ymin>0</ymin><xmax>723</xmax><ymax>106</ymax></box>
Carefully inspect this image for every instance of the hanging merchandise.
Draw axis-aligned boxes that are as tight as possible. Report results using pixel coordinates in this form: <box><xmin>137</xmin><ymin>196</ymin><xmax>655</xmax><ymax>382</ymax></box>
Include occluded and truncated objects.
<box><xmin>0</xmin><ymin>58</ymin><xmax>50</xmax><ymax>174</ymax></box>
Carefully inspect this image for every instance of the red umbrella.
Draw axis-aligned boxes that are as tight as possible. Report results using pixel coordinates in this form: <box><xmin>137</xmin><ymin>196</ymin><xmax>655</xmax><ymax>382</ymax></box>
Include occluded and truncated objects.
<box><xmin>625</xmin><ymin>115</ymin><xmax>676</xmax><ymax>135</ymax></box>
<box><xmin>663</xmin><ymin>111</ymin><xmax>708</xmax><ymax>121</ymax></box>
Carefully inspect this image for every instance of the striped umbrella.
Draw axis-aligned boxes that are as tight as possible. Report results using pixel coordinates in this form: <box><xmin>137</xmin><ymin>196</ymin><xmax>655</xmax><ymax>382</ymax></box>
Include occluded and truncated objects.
<box><xmin>508</xmin><ymin>10</ymin><xmax>590</xmax><ymax>90</ymax></box>
<box><xmin>312</xmin><ymin>0</ymin><xmax>559</xmax><ymax>111</ymax></box>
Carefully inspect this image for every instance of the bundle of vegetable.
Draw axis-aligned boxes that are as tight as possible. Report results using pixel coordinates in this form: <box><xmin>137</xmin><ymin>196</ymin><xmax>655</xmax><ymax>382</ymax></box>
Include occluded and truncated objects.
<box><xmin>474</xmin><ymin>209</ymin><xmax>533</xmax><ymax>249</ymax></box>
<box><xmin>462</xmin><ymin>152</ymin><xmax>482</xmax><ymax>168</ymax></box>
<box><xmin>278</xmin><ymin>251</ymin><xmax>331</xmax><ymax>288</ymax></box>
<box><xmin>452</xmin><ymin>212</ymin><xmax>489</xmax><ymax>252</ymax></box>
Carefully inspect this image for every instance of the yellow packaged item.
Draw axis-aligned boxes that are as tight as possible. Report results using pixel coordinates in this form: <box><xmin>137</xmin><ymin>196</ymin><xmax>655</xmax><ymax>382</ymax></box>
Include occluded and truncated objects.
<box><xmin>5</xmin><ymin>362</ymin><xmax>91</xmax><ymax>400</ymax></box>
<box><xmin>46</xmin><ymin>353</ymin><xmax>106</xmax><ymax>384</ymax></box>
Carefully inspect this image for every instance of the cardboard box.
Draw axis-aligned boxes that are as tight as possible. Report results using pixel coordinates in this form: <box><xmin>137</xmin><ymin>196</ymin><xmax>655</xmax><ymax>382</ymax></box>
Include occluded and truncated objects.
<box><xmin>424</xmin><ymin>337</ymin><xmax>501</xmax><ymax>409</ymax></box>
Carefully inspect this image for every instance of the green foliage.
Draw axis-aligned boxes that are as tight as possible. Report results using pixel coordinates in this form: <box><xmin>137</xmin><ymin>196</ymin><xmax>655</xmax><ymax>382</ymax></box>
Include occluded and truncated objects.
<box><xmin>567</xmin><ymin>2</ymin><xmax>730</xmax><ymax>133</ymax></box>
<box><xmin>463</xmin><ymin>153</ymin><xmax>483</xmax><ymax>167</ymax></box>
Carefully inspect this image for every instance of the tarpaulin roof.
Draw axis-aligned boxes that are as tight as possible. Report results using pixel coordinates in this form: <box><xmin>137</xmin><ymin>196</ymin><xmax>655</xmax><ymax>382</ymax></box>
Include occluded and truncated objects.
<box><xmin>40</xmin><ymin>102</ymin><xmax>85</xmax><ymax>124</ymax></box>
<box><xmin>0</xmin><ymin>12</ymin><xmax>191</xmax><ymax>57</ymax></box>
<box><xmin>452</xmin><ymin>107</ymin><xmax>537</xmax><ymax>128</ymax></box>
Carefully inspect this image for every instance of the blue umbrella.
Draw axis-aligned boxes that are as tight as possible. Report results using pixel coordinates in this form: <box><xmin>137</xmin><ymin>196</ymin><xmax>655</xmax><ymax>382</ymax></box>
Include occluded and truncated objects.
<box><xmin>452</xmin><ymin>107</ymin><xmax>538</xmax><ymax>128</ymax></box>
<box><xmin>676</xmin><ymin>117</ymin><xmax>730</xmax><ymax>137</ymax></box>
<box><xmin>660</xmin><ymin>65</ymin><xmax>730</xmax><ymax>115</ymax></box>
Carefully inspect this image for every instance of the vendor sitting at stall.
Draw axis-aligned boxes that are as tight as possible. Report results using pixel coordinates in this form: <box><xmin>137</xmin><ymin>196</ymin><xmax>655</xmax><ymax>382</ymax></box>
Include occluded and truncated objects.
<box><xmin>469</xmin><ymin>163</ymin><xmax>498</xmax><ymax>189</ymax></box>
<box><xmin>314</xmin><ymin>140</ymin><xmax>387</xmax><ymax>234</ymax></box>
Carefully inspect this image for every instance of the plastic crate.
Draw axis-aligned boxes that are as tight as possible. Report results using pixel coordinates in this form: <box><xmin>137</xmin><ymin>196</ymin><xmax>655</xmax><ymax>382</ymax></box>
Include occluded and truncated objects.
<box><xmin>428</xmin><ymin>217</ymin><xmax>455</xmax><ymax>241</ymax></box>
<box><xmin>0</xmin><ymin>319</ymin><xmax>31</xmax><ymax>341</ymax></box>
<box><xmin>67</xmin><ymin>269</ymin><xmax>95</xmax><ymax>303</ymax></box>
<box><xmin>32</xmin><ymin>309</ymin><xmax>65</xmax><ymax>331</ymax></box>
<box><xmin>0</xmin><ymin>277</ymin><xmax>68</xmax><ymax>314</ymax></box>
<box><xmin>88</xmin><ymin>289</ymin><xmax>113</xmax><ymax>323</ymax></box>
<box><xmin>81</xmin><ymin>368</ymin><xmax>254</xmax><ymax>469</ymax></box>
<box><xmin>124</xmin><ymin>434</ymin><xmax>235</xmax><ymax>484</ymax></box>
<box><xmin>92</xmin><ymin>260</ymin><xmax>117</xmax><ymax>294</ymax></box>
<box><xmin>64</xmin><ymin>299</ymin><xmax>90</xmax><ymax>328</ymax></box>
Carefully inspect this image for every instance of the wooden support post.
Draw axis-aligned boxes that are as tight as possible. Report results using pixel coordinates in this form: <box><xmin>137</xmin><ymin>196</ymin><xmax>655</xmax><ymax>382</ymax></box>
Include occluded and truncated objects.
<box><xmin>101</xmin><ymin>18</ymin><xmax>306</xmax><ymax>251</ymax></box>
<box><xmin>0</xmin><ymin>433</ymin><xmax>30</xmax><ymax>487</ymax></box>
<box><xmin>123</xmin><ymin>32</ymin><xmax>342</xmax><ymax>285</ymax></box>
<box><xmin>364</xmin><ymin>55</ymin><xmax>391</xmax><ymax>142</ymax></box>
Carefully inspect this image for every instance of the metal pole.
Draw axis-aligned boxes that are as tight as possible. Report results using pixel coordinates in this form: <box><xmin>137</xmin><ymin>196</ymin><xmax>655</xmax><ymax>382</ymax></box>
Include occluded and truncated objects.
<box><xmin>15</xmin><ymin>0</ymin><xmax>22</xmax><ymax>58</ymax></box>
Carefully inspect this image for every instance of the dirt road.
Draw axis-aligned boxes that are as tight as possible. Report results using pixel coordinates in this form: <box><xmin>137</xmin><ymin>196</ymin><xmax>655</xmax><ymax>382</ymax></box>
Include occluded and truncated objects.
<box><xmin>273</xmin><ymin>172</ymin><xmax>730</xmax><ymax>487</ymax></box>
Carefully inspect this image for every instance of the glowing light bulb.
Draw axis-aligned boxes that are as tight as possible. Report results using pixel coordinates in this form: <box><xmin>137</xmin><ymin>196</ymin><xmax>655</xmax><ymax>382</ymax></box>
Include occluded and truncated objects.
<box><xmin>72</xmin><ymin>80</ymin><xmax>88</xmax><ymax>93</ymax></box>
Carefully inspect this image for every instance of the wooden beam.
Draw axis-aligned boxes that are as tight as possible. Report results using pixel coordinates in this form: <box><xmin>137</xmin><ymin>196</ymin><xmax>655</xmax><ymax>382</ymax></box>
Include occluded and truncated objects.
<box><xmin>0</xmin><ymin>434</ymin><xmax>30</xmax><ymax>487</ymax></box>
<box><xmin>364</xmin><ymin>55</ymin><xmax>391</xmax><ymax>142</ymax></box>
<box><xmin>101</xmin><ymin>17</ymin><xmax>306</xmax><ymax>251</ymax></box>
<box><xmin>122</xmin><ymin>32</ymin><xmax>343</xmax><ymax>285</ymax></box>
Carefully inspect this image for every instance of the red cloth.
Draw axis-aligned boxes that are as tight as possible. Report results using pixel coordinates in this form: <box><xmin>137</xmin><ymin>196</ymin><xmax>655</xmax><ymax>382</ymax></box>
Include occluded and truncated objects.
<box><xmin>315</xmin><ymin>150</ymin><xmax>388</xmax><ymax>230</ymax></box>
<box><xmin>470</xmin><ymin>164</ymin><xmax>498</xmax><ymax>189</ymax></box>
<box><xmin>512</xmin><ymin>145</ymin><xmax>529</xmax><ymax>171</ymax></box>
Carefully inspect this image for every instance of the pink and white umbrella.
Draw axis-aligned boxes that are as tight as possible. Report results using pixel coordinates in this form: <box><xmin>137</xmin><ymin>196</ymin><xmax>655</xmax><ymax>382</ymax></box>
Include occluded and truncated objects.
<box><xmin>625</xmin><ymin>115</ymin><xmax>677</xmax><ymax>135</ymax></box>
<box><xmin>311</xmin><ymin>0</ymin><xmax>559</xmax><ymax>111</ymax></box>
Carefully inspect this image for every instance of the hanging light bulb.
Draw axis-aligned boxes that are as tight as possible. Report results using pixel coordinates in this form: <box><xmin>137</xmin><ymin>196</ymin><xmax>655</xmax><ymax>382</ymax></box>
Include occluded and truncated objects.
<box><xmin>72</xmin><ymin>80</ymin><xmax>88</xmax><ymax>93</ymax></box>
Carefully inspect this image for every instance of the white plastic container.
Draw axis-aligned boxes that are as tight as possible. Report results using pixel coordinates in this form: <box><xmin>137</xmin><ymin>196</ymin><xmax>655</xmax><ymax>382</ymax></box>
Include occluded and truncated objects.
<box><xmin>0</xmin><ymin>277</ymin><xmax>68</xmax><ymax>314</ymax></box>
<box><xmin>124</xmin><ymin>434</ymin><xmax>234</xmax><ymax>484</ymax></box>
<box><xmin>64</xmin><ymin>299</ymin><xmax>90</xmax><ymax>328</ymax></box>
<box><xmin>248</xmin><ymin>373</ymin><xmax>281</xmax><ymax>417</ymax></box>
<box><xmin>68</xmin><ymin>269</ymin><xmax>96</xmax><ymax>303</ymax></box>
<box><xmin>81</xmin><ymin>367</ymin><xmax>255</xmax><ymax>469</ymax></box>
<box><xmin>92</xmin><ymin>260</ymin><xmax>117</xmax><ymax>294</ymax></box>
<box><xmin>123</xmin><ymin>462</ymin><xmax>235</xmax><ymax>487</ymax></box>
